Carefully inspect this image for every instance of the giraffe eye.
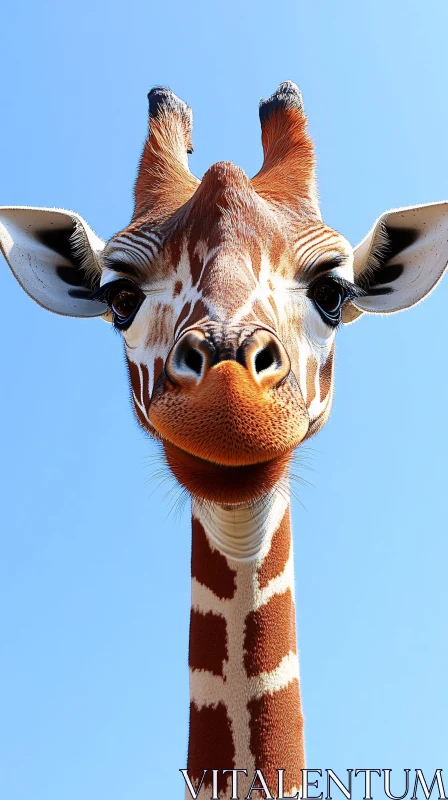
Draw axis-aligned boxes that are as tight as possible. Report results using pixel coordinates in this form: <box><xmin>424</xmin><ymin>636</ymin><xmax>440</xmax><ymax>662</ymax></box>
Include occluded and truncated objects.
<box><xmin>107</xmin><ymin>280</ymin><xmax>145</xmax><ymax>329</ymax></box>
<box><xmin>312</xmin><ymin>279</ymin><xmax>346</xmax><ymax>324</ymax></box>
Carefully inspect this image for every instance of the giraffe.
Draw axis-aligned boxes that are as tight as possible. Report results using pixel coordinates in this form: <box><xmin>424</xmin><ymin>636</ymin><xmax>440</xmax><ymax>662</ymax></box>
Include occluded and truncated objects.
<box><xmin>1</xmin><ymin>82</ymin><xmax>448</xmax><ymax>800</ymax></box>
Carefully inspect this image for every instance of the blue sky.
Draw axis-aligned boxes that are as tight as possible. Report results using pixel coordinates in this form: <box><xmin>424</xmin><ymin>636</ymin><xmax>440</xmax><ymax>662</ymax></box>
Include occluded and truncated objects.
<box><xmin>1</xmin><ymin>1</ymin><xmax>448</xmax><ymax>798</ymax></box>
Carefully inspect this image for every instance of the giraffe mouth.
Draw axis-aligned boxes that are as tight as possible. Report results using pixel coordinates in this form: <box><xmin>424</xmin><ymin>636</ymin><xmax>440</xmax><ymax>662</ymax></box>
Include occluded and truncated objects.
<box><xmin>149</xmin><ymin>360</ymin><xmax>309</xmax><ymax>468</ymax></box>
<box><xmin>162</xmin><ymin>440</ymin><xmax>292</xmax><ymax>504</ymax></box>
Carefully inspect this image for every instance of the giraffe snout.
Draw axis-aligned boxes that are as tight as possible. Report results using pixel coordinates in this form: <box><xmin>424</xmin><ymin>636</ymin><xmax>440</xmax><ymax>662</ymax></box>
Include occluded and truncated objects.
<box><xmin>149</xmin><ymin>328</ymin><xmax>307</xmax><ymax>468</ymax></box>
<box><xmin>165</xmin><ymin>328</ymin><xmax>290</xmax><ymax>390</ymax></box>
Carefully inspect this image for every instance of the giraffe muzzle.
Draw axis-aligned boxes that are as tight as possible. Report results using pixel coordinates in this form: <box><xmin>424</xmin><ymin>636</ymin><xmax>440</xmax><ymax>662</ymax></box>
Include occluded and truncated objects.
<box><xmin>149</xmin><ymin>328</ymin><xmax>308</xmax><ymax>468</ymax></box>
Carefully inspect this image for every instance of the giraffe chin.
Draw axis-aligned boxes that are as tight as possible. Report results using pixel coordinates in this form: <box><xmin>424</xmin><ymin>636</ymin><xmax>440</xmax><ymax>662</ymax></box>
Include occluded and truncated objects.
<box><xmin>163</xmin><ymin>441</ymin><xmax>292</xmax><ymax>504</ymax></box>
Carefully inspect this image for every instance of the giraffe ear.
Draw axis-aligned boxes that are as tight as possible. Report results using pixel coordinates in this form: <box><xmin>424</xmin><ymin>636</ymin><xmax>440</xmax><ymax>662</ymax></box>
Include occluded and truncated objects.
<box><xmin>342</xmin><ymin>202</ymin><xmax>448</xmax><ymax>323</ymax></box>
<box><xmin>0</xmin><ymin>206</ymin><xmax>109</xmax><ymax>318</ymax></box>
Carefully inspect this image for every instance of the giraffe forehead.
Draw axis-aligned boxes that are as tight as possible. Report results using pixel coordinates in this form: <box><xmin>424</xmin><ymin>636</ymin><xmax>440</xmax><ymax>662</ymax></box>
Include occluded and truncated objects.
<box><xmin>106</xmin><ymin>213</ymin><xmax>349</xmax><ymax>282</ymax></box>
<box><xmin>161</xmin><ymin>225</ymin><xmax>352</xmax><ymax>325</ymax></box>
<box><xmin>104</xmin><ymin>154</ymin><xmax>350</xmax><ymax>285</ymax></box>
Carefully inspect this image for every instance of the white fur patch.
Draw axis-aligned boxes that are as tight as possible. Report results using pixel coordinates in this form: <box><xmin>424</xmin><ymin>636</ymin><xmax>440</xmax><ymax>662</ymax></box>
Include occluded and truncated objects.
<box><xmin>192</xmin><ymin>492</ymin><xmax>289</xmax><ymax>561</ymax></box>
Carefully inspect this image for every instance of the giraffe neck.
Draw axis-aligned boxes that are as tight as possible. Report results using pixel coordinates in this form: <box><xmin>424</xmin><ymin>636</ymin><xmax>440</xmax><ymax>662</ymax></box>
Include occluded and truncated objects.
<box><xmin>187</xmin><ymin>485</ymin><xmax>304</xmax><ymax>800</ymax></box>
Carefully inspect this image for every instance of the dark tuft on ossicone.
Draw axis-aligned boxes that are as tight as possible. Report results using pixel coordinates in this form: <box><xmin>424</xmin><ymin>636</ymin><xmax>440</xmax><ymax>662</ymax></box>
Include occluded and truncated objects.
<box><xmin>146</xmin><ymin>86</ymin><xmax>194</xmax><ymax>153</ymax></box>
<box><xmin>259</xmin><ymin>80</ymin><xmax>304</xmax><ymax>125</ymax></box>
<box><xmin>147</xmin><ymin>86</ymin><xmax>191</xmax><ymax>121</ymax></box>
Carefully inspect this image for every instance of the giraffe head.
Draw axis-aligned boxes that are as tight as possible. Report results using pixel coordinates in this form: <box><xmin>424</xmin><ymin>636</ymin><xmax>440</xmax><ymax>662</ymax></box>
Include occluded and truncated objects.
<box><xmin>2</xmin><ymin>83</ymin><xmax>447</xmax><ymax>504</ymax></box>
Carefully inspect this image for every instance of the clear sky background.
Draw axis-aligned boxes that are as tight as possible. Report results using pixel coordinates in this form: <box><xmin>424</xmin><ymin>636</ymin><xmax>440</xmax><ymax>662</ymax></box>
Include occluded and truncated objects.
<box><xmin>1</xmin><ymin>1</ymin><xmax>448</xmax><ymax>798</ymax></box>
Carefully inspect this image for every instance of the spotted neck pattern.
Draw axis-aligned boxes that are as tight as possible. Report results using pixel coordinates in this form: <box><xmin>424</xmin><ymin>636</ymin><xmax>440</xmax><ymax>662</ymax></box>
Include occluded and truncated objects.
<box><xmin>187</xmin><ymin>486</ymin><xmax>303</xmax><ymax>799</ymax></box>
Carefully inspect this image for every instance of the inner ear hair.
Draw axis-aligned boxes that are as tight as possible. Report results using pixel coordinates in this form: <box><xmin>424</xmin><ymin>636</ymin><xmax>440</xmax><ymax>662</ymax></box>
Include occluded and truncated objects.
<box><xmin>36</xmin><ymin>219</ymin><xmax>101</xmax><ymax>297</ymax></box>
<box><xmin>358</xmin><ymin>220</ymin><xmax>419</xmax><ymax>295</ymax></box>
<box><xmin>70</xmin><ymin>219</ymin><xmax>102</xmax><ymax>288</ymax></box>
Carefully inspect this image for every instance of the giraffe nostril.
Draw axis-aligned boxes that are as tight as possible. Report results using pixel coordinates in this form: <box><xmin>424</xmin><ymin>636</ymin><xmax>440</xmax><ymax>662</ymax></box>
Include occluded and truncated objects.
<box><xmin>254</xmin><ymin>345</ymin><xmax>277</xmax><ymax>374</ymax></box>
<box><xmin>183</xmin><ymin>347</ymin><xmax>204</xmax><ymax>376</ymax></box>
<box><xmin>166</xmin><ymin>330</ymin><xmax>212</xmax><ymax>385</ymax></box>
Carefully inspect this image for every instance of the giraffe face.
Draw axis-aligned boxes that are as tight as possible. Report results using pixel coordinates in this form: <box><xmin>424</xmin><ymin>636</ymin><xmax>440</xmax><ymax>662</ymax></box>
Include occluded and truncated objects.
<box><xmin>2</xmin><ymin>82</ymin><xmax>447</xmax><ymax>505</ymax></box>
<box><xmin>101</xmin><ymin>160</ymin><xmax>354</xmax><ymax>502</ymax></box>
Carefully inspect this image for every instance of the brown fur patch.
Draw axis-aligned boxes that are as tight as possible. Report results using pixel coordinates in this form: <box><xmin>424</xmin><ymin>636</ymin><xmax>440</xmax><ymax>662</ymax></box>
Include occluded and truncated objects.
<box><xmin>247</xmin><ymin>678</ymin><xmax>304</xmax><ymax>793</ymax></box>
<box><xmin>189</xmin><ymin>609</ymin><xmax>228</xmax><ymax>677</ymax></box>
<box><xmin>189</xmin><ymin>247</ymin><xmax>203</xmax><ymax>286</ymax></box>
<box><xmin>269</xmin><ymin>230</ymin><xmax>288</xmax><ymax>268</ymax></box>
<box><xmin>244</xmin><ymin>589</ymin><xmax>297</xmax><ymax>677</ymax></box>
<box><xmin>175</xmin><ymin>301</ymin><xmax>192</xmax><ymax>335</ymax></box>
<box><xmin>306</xmin><ymin>356</ymin><xmax>318</xmax><ymax>406</ymax></box>
<box><xmin>249</xmin><ymin>239</ymin><xmax>262</xmax><ymax>279</ymax></box>
<box><xmin>268</xmin><ymin>294</ymin><xmax>279</xmax><ymax>321</ymax></box>
<box><xmin>298</xmin><ymin>228</ymin><xmax>330</xmax><ymax>264</ymax></box>
<box><xmin>320</xmin><ymin>344</ymin><xmax>334</xmax><ymax>399</ymax></box>
<box><xmin>126</xmin><ymin>356</ymin><xmax>141</xmax><ymax>400</ymax></box>
<box><xmin>251</xmin><ymin>300</ymin><xmax>275</xmax><ymax>328</ymax></box>
<box><xmin>167</xmin><ymin>233</ymin><xmax>182</xmax><ymax>273</ymax></box>
<box><xmin>257</xmin><ymin>508</ymin><xmax>291</xmax><ymax>589</ymax></box>
<box><xmin>191</xmin><ymin>518</ymin><xmax>237</xmax><ymax>599</ymax></box>
<box><xmin>140</xmin><ymin>363</ymin><xmax>151</xmax><ymax>411</ymax></box>
<box><xmin>153</xmin><ymin>356</ymin><xmax>164</xmax><ymax>388</ymax></box>
<box><xmin>126</xmin><ymin>357</ymin><xmax>152</xmax><ymax>431</ymax></box>
<box><xmin>182</xmin><ymin>298</ymin><xmax>208</xmax><ymax>333</ymax></box>
<box><xmin>188</xmin><ymin>701</ymin><xmax>235</xmax><ymax>791</ymax></box>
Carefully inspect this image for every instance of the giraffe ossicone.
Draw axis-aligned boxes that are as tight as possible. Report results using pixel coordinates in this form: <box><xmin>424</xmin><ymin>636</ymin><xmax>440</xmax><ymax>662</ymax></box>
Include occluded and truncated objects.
<box><xmin>1</xmin><ymin>82</ymin><xmax>447</xmax><ymax>800</ymax></box>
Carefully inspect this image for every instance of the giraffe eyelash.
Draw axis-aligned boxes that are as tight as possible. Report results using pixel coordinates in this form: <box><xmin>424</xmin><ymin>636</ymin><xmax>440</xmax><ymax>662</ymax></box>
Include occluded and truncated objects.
<box><xmin>317</xmin><ymin>276</ymin><xmax>367</xmax><ymax>300</ymax></box>
<box><xmin>86</xmin><ymin>280</ymin><xmax>165</xmax><ymax>304</ymax></box>
<box><xmin>288</xmin><ymin>275</ymin><xmax>367</xmax><ymax>300</ymax></box>
<box><xmin>86</xmin><ymin>278</ymin><xmax>138</xmax><ymax>304</ymax></box>
<box><xmin>289</xmin><ymin>275</ymin><xmax>367</xmax><ymax>330</ymax></box>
